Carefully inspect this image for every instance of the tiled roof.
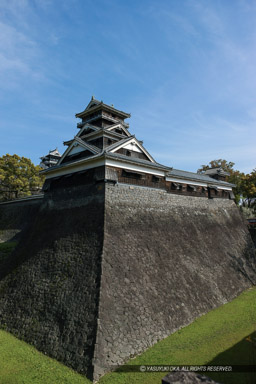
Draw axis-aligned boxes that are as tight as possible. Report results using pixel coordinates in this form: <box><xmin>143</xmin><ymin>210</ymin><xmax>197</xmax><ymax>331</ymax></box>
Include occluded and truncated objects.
<box><xmin>49</xmin><ymin>148</ymin><xmax>61</xmax><ymax>156</ymax></box>
<box><xmin>204</xmin><ymin>167</ymin><xmax>230</xmax><ymax>176</ymax></box>
<box><xmin>167</xmin><ymin>168</ymin><xmax>235</xmax><ymax>187</ymax></box>
<box><xmin>82</xmin><ymin>127</ymin><xmax>130</xmax><ymax>142</ymax></box>
<box><xmin>76</xmin><ymin>100</ymin><xmax>130</xmax><ymax>119</ymax></box>
<box><xmin>74</xmin><ymin>137</ymin><xmax>101</xmax><ymax>154</ymax></box>
<box><xmin>105</xmin><ymin>152</ymin><xmax>171</xmax><ymax>171</ymax></box>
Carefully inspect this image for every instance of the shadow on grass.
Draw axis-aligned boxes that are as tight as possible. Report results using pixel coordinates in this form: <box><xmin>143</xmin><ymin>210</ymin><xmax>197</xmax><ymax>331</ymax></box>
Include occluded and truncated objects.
<box><xmin>205</xmin><ymin>331</ymin><xmax>256</xmax><ymax>384</ymax></box>
<box><xmin>0</xmin><ymin>241</ymin><xmax>17</xmax><ymax>265</ymax></box>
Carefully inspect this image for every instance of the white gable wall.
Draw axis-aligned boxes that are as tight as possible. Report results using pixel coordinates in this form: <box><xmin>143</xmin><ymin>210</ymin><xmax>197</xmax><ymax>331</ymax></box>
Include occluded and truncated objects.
<box><xmin>68</xmin><ymin>145</ymin><xmax>88</xmax><ymax>155</ymax></box>
<box><xmin>123</xmin><ymin>143</ymin><xmax>142</xmax><ymax>153</ymax></box>
<box><xmin>111</xmin><ymin>138</ymin><xmax>155</xmax><ymax>163</ymax></box>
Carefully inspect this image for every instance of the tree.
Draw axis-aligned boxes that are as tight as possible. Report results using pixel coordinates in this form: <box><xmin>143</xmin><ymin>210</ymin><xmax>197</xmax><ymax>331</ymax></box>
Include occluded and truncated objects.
<box><xmin>240</xmin><ymin>169</ymin><xmax>256</xmax><ymax>209</ymax></box>
<box><xmin>0</xmin><ymin>154</ymin><xmax>44</xmax><ymax>201</ymax></box>
<box><xmin>197</xmin><ymin>159</ymin><xmax>236</xmax><ymax>174</ymax></box>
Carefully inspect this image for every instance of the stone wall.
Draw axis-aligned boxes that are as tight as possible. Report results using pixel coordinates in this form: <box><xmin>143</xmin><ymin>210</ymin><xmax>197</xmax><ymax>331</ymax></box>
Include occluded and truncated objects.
<box><xmin>0</xmin><ymin>182</ymin><xmax>255</xmax><ymax>382</ymax></box>
<box><xmin>0</xmin><ymin>197</ymin><xmax>43</xmax><ymax>243</ymax></box>
<box><xmin>0</xmin><ymin>184</ymin><xmax>105</xmax><ymax>379</ymax></box>
<box><xmin>93</xmin><ymin>183</ymin><xmax>256</xmax><ymax>379</ymax></box>
<box><xmin>249</xmin><ymin>228</ymin><xmax>256</xmax><ymax>247</ymax></box>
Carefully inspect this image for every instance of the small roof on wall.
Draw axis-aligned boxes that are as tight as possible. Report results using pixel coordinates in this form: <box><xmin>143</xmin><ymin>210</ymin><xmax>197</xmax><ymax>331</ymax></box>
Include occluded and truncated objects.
<box><xmin>204</xmin><ymin>167</ymin><xmax>230</xmax><ymax>177</ymax></box>
<box><xmin>167</xmin><ymin>168</ymin><xmax>235</xmax><ymax>187</ymax></box>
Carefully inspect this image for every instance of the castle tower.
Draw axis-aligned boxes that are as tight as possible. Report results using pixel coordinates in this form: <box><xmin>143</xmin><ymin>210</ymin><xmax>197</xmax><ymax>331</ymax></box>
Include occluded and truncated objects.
<box><xmin>40</xmin><ymin>148</ymin><xmax>62</xmax><ymax>169</ymax></box>
<box><xmin>0</xmin><ymin>98</ymin><xmax>255</xmax><ymax>382</ymax></box>
<box><xmin>41</xmin><ymin>97</ymin><xmax>235</xmax><ymax>200</ymax></box>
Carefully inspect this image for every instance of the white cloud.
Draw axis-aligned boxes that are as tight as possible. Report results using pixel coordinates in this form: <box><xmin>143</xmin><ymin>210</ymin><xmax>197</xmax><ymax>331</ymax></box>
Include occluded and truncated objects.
<box><xmin>0</xmin><ymin>18</ymin><xmax>40</xmax><ymax>89</ymax></box>
<box><xmin>0</xmin><ymin>1</ymin><xmax>64</xmax><ymax>91</ymax></box>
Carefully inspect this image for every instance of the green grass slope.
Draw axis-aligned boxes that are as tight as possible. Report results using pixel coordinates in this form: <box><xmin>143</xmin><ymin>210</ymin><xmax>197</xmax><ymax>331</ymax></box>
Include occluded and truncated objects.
<box><xmin>0</xmin><ymin>330</ymin><xmax>90</xmax><ymax>384</ymax></box>
<box><xmin>0</xmin><ymin>241</ymin><xmax>17</xmax><ymax>264</ymax></box>
<box><xmin>0</xmin><ymin>287</ymin><xmax>255</xmax><ymax>384</ymax></box>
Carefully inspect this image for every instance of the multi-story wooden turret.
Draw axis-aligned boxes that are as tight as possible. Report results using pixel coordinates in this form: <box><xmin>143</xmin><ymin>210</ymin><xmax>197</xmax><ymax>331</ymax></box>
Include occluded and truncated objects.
<box><xmin>41</xmin><ymin>97</ymin><xmax>235</xmax><ymax>199</ymax></box>
<box><xmin>40</xmin><ymin>148</ymin><xmax>61</xmax><ymax>169</ymax></box>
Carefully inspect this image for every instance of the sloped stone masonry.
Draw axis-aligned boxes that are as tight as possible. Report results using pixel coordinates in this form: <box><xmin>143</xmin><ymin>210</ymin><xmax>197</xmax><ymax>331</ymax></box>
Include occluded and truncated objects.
<box><xmin>93</xmin><ymin>183</ymin><xmax>256</xmax><ymax>379</ymax></box>
<box><xmin>0</xmin><ymin>182</ymin><xmax>255</xmax><ymax>382</ymax></box>
<box><xmin>0</xmin><ymin>184</ymin><xmax>104</xmax><ymax>379</ymax></box>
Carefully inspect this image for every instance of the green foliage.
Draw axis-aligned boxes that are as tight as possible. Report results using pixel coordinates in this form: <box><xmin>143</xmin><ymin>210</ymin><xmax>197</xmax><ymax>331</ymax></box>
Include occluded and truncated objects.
<box><xmin>0</xmin><ymin>154</ymin><xmax>44</xmax><ymax>201</ymax></box>
<box><xmin>240</xmin><ymin>168</ymin><xmax>256</xmax><ymax>210</ymax></box>
<box><xmin>197</xmin><ymin>159</ymin><xmax>256</xmax><ymax>207</ymax></box>
<box><xmin>0</xmin><ymin>241</ymin><xmax>17</xmax><ymax>254</ymax></box>
<box><xmin>197</xmin><ymin>159</ymin><xmax>235</xmax><ymax>174</ymax></box>
<box><xmin>0</xmin><ymin>241</ymin><xmax>17</xmax><ymax>264</ymax></box>
<box><xmin>228</xmin><ymin>169</ymin><xmax>245</xmax><ymax>205</ymax></box>
<box><xmin>240</xmin><ymin>206</ymin><xmax>255</xmax><ymax>219</ymax></box>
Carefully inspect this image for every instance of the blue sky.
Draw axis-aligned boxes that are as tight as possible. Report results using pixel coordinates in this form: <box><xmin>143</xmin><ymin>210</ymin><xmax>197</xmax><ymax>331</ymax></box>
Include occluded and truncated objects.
<box><xmin>0</xmin><ymin>0</ymin><xmax>255</xmax><ymax>173</ymax></box>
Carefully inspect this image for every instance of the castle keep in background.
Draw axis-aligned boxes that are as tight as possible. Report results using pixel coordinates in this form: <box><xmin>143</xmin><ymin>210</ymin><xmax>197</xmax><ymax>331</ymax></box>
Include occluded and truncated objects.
<box><xmin>0</xmin><ymin>98</ymin><xmax>255</xmax><ymax>381</ymax></box>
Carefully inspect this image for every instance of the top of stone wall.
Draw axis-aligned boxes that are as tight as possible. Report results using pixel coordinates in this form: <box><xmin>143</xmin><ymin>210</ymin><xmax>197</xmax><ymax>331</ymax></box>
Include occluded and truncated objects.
<box><xmin>0</xmin><ymin>194</ymin><xmax>44</xmax><ymax>206</ymax></box>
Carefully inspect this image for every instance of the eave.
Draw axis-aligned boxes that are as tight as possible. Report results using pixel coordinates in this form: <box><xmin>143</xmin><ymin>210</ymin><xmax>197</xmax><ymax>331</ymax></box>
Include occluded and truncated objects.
<box><xmin>80</xmin><ymin>127</ymin><xmax>131</xmax><ymax>141</ymax></box>
<box><xmin>104</xmin><ymin>152</ymin><xmax>172</xmax><ymax>172</ymax></box>
<box><xmin>41</xmin><ymin>152</ymin><xmax>105</xmax><ymax>177</ymax></box>
<box><xmin>76</xmin><ymin>102</ymin><xmax>131</xmax><ymax>119</ymax></box>
<box><xmin>40</xmin><ymin>150</ymin><xmax>171</xmax><ymax>179</ymax></box>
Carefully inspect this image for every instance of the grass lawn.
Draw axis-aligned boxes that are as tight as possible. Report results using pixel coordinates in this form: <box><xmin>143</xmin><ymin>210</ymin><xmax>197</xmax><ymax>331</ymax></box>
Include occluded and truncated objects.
<box><xmin>0</xmin><ymin>241</ymin><xmax>17</xmax><ymax>253</ymax></box>
<box><xmin>0</xmin><ymin>241</ymin><xmax>17</xmax><ymax>264</ymax></box>
<box><xmin>0</xmin><ymin>330</ymin><xmax>90</xmax><ymax>384</ymax></box>
<box><xmin>0</xmin><ymin>287</ymin><xmax>255</xmax><ymax>384</ymax></box>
